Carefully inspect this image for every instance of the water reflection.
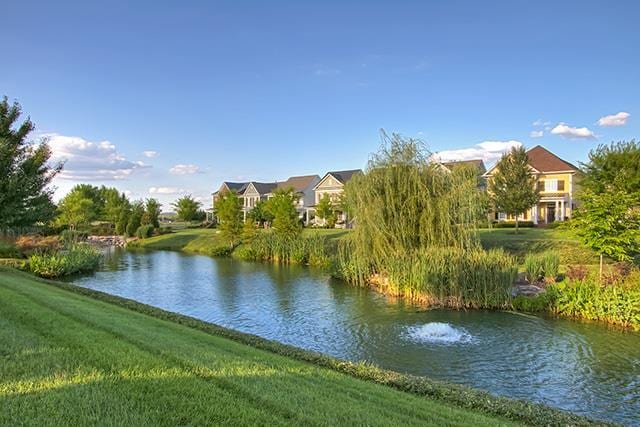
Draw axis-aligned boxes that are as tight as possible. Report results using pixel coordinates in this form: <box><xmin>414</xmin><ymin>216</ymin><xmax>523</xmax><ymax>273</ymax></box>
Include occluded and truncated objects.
<box><xmin>71</xmin><ymin>248</ymin><xmax>640</xmax><ymax>425</ymax></box>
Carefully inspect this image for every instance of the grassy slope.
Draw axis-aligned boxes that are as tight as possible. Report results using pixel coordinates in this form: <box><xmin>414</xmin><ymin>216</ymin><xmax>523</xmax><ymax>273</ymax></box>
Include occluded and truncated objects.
<box><xmin>0</xmin><ymin>269</ymin><xmax>519</xmax><ymax>426</ymax></box>
<box><xmin>478</xmin><ymin>228</ymin><xmax>598</xmax><ymax>266</ymax></box>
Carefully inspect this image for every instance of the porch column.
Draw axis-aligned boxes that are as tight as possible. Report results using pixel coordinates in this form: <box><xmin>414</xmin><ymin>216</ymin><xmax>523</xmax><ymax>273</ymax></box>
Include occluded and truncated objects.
<box><xmin>554</xmin><ymin>201</ymin><xmax>559</xmax><ymax>221</ymax></box>
<box><xmin>560</xmin><ymin>199</ymin><xmax>565</xmax><ymax>221</ymax></box>
<box><xmin>532</xmin><ymin>205</ymin><xmax>538</xmax><ymax>225</ymax></box>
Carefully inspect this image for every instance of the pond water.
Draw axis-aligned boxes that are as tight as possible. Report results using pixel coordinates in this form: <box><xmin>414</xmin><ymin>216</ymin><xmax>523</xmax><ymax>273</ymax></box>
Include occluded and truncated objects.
<box><xmin>71</xmin><ymin>248</ymin><xmax>640</xmax><ymax>425</ymax></box>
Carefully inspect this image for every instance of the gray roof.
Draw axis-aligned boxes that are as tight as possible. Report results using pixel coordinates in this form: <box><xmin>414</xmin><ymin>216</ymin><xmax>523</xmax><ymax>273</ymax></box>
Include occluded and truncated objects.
<box><xmin>276</xmin><ymin>175</ymin><xmax>320</xmax><ymax>192</ymax></box>
<box><xmin>325</xmin><ymin>169</ymin><xmax>362</xmax><ymax>184</ymax></box>
<box><xmin>250</xmin><ymin>181</ymin><xmax>278</xmax><ymax>194</ymax></box>
<box><xmin>213</xmin><ymin>181</ymin><xmax>248</xmax><ymax>195</ymax></box>
<box><xmin>441</xmin><ymin>159</ymin><xmax>486</xmax><ymax>174</ymax></box>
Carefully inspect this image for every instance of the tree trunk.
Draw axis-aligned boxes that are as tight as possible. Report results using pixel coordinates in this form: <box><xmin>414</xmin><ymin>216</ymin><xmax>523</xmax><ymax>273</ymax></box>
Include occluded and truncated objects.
<box><xmin>515</xmin><ymin>216</ymin><xmax>519</xmax><ymax>234</ymax></box>
<box><xmin>599</xmin><ymin>254</ymin><xmax>604</xmax><ymax>282</ymax></box>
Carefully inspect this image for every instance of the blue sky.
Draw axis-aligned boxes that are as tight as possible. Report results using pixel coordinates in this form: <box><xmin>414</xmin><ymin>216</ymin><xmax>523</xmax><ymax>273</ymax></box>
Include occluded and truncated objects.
<box><xmin>2</xmin><ymin>1</ymin><xmax>638</xmax><ymax>209</ymax></box>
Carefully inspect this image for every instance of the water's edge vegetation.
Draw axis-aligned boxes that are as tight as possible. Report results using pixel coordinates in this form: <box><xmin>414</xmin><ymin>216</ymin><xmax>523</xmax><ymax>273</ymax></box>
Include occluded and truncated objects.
<box><xmin>0</xmin><ymin>267</ymin><xmax>597</xmax><ymax>426</ymax></box>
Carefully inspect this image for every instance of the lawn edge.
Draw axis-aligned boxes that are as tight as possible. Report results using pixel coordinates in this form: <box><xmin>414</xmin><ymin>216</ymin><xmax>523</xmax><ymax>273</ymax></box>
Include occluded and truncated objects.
<box><xmin>1</xmin><ymin>267</ymin><xmax>604</xmax><ymax>427</ymax></box>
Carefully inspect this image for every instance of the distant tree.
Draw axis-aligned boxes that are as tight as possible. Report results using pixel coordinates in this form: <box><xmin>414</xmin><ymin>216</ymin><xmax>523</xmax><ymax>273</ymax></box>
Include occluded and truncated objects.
<box><xmin>126</xmin><ymin>201</ymin><xmax>145</xmax><ymax>237</ymax></box>
<box><xmin>56</xmin><ymin>190</ymin><xmax>97</xmax><ymax>230</ymax></box>
<box><xmin>315</xmin><ymin>194</ymin><xmax>337</xmax><ymax>228</ymax></box>
<box><xmin>265</xmin><ymin>188</ymin><xmax>301</xmax><ymax>237</ymax></box>
<box><xmin>489</xmin><ymin>146</ymin><xmax>539</xmax><ymax>233</ymax></box>
<box><xmin>172</xmin><ymin>195</ymin><xmax>202</xmax><ymax>222</ymax></box>
<box><xmin>0</xmin><ymin>97</ymin><xmax>61</xmax><ymax>231</ymax></box>
<box><xmin>580</xmin><ymin>140</ymin><xmax>640</xmax><ymax>194</ymax></box>
<box><xmin>142</xmin><ymin>198</ymin><xmax>161</xmax><ymax>228</ymax></box>
<box><xmin>574</xmin><ymin>141</ymin><xmax>640</xmax><ymax>278</ymax></box>
<box><xmin>215</xmin><ymin>191</ymin><xmax>243</xmax><ymax>247</ymax></box>
<box><xmin>115</xmin><ymin>208</ymin><xmax>130</xmax><ymax>236</ymax></box>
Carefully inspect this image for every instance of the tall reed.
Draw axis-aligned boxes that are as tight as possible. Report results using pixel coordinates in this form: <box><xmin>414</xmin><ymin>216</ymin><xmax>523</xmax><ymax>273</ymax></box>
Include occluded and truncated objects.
<box><xmin>234</xmin><ymin>232</ymin><xmax>332</xmax><ymax>267</ymax></box>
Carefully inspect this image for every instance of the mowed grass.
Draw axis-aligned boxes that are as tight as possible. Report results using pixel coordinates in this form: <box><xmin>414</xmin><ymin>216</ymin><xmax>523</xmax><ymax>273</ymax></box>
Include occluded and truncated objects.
<box><xmin>477</xmin><ymin>228</ymin><xmax>599</xmax><ymax>266</ymax></box>
<box><xmin>0</xmin><ymin>269</ymin><xmax>517</xmax><ymax>426</ymax></box>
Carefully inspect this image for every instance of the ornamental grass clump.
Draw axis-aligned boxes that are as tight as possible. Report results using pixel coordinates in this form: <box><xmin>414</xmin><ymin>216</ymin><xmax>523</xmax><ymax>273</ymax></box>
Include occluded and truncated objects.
<box><xmin>524</xmin><ymin>252</ymin><xmax>560</xmax><ymax>283</ymax></box>
<box><xmin>336</xmin><ymin>132</ymin><xmax>515</xmax><ymax>308</ymax></box>
<box><xmin>234</xmin><ymin>232</ymin><xmax>330</xmax><ymax>266</ymax></box>
<box><xmin>29</xmin><ymin>244</ymin><xmax>102</xmax><ymax>278</ymax></box>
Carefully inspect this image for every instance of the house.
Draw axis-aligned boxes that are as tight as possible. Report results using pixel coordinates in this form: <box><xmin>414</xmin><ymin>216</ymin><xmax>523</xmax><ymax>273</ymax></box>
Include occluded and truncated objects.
<box><xmin>483</xmin><ymin>145</ymin><xmax>580</xmax><ymax>225</ymax></box>
<box><xmin>309</xmin><ymin>169</ymin><xmax>362</xmax><ymax>227</ymax></box>
<box><xmin>211</xmin><ymin>181</ymin><xmax>248</xmax><ymax>221</ymax></box>
<box><xmin>240</xmin><ymin>181</ymin><xmax>277</xmax><ymax>220</ymax></box>
<box><xmin>268</xmin><ymin>175</ymin><xmax>321</xmax><ymax>222</ymax></box>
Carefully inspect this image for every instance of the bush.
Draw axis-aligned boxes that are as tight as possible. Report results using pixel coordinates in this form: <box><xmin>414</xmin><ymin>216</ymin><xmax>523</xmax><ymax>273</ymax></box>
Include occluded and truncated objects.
<box><xmin>512</xmin><ymin>292</ymin><xmax>555</xmax><ymax>312</ymax></box>
<box><xmin>550</xmin><ymin>273</ymin><xmax>640</xmax><ymax>330</ymax></box>
<box><xmin>0</xmin><ymin>240</ymin><xmax>21</xmax><ymax>258</ymax></box>
<box><xmin>158</xmin><ymin>226</ymin><xmax>172</xmax><ymax>235</ymax></box>
<box><xmin>90</xmin><ymin>222</ymin><xmax>115</xmax><ymax>236</ymax></box>
<box><xmin>29</xmin><ymin>244</ymin><xmax>102</xmax><ymax>278</ymax></box>
<box><xmin>523</xmin><ymin>252</ymin><xmax>560</xmax><ymax>283</ymax></box>
<box><xmin>60</xmin><ymin>229</ymin><xmax>89</xmax><ymax>244</ymax></box>
<box><xmin>566</xmin><ymin>264</ymin><xmax>588</xmax><ymax>282</ymax></box>
<box><xmin>15</xmin><ymin>235</ymin><xmax>61</xmax><ymax>256</ymax></box>
<box><xmin>492</xmin><ymin>221</ymin><xmax>535</xmax><ymax>228</ymax></box>
<box><xmin>135</xmin><ymin>224</ymin><xmax>155</xmax><ymax>239</ymax></box>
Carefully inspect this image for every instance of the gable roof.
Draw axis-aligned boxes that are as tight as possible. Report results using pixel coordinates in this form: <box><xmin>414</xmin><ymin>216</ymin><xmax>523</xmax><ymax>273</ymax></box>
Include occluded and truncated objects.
<box><xmin>441</xmin><ymin>159</ymin><xmax>486</xmax><ymax>174</ymax></box>
<box><xmin>484</xmin><ymin>145</ymin><xmax>579</xmax><ymax>176</ymax></box>
<box><xmin>526</xmin><ymin>145</ymin><xmax>579</xmax><ymax>173</ymax></box>
<box><xmin>248</xmin><ymin>181</ymin><xmax>278</xmax><ymax>195</ymax></box>
<box><xmin>213</xmin><ymin>181</ymin><xmax>248</xmax><ymax>195</ymax></box>
<box><xmin>276</xmin><ymin>175</ymin><xmax>320</xmax><ymax>192</ymax></box>
<box><xmin>314</xmin><ymin>169</ymin><xmax>363</xmax><ymax>190</ymax></box>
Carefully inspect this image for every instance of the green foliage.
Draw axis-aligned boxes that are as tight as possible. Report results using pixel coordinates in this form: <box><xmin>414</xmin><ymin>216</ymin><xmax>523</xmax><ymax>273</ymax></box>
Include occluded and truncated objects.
<box><xmin>135</xmin><ymin>224</ymin><xmax>155</xmax><ymax>239</ymax></box>
<box><xmin>172</xmin><ymin>195</ymin><xmax>202</xmax><ymax>222</ymax></box>
<box><xmin>512</xmin><ymin>292</ymin><xmax>555</xmax><ymax>313</ymax></box>
<box><xmin>60</xmin><ymin>229</ymin><xmax>89</xmax><ymax>245</ymax></box>
<box><xmin>247</xmin><ymin>199</ymin><xmax>273</xmax><ymax>225</ymax></box>
<box><xmin>28</xmin><ymin>244</ymin><xmax>102</xmax><ymax>278</ymax></box>
<box><xmin>215</xmin><ymin>191</ymin><xmax>243</xmax><ymax>247</ymax></box>
<box><xmin>336</xmin><ymin>245</ymin><xmax>517</xmax><ymax>308</ymax></box>
<box><xmin>523</xmin><ymin>252</ymin><xmax>560</xmax><ymax>283</ymax></box>
<box><xmin>234</xmin><ymin>232</ymin><xmax>331</xmax><ymax>267</ymax></box>
<box><xmin>142</xmin><ymin>198</ymin><xmax>161</xmax><ymax>228</ymax></box>
<box><xmin>242</xmin><ymin>219</ymin><xmax>256</xmax><ymax>242</ymax></box>
<box><xmin>580</xmin><ymin>140</ymin><xmax>640</xmax><ymax>195</ymax></box>
<box><xmin>489</xmin><ymin>146</ymin><xmax>540</xmax><ymax>233</ymax></box>
<box><xmin>0</xmin><ymin>240</ymin><xmax>20</xmax><ymax>258</ymax></box>
<box><xmin>55</xmin><ymin>188</ymin><xmax>97</xmax><ymax>229</ymax></box>
<box><xmin>573</xmin><ymin>188</ymin><xmax>640</xmax><ymax>262</ymax></box>
<box><xmin>116</xmin><ymin>208</ymin><xmax>130</xmax><ymax>235</ymax></box>
<box><xmin>550</xmin><ymin>274</ymin><xmax>640</xmax><ymax>330</ymax></box>
<box><xmin>0</xmin><ymin>97</ymin><xmax>60</xmax><ymax>232</ymax></box>
<box><xmin>315</xmin><ymin>194</ymin><xmax>337</xmax><ymax>228</ymax></box>
<box><xmin>126</xmin><ymin>201</ymin><xmax>145</xmax><ymax>237</ymax></box>
<box><xmin>265</xmin><ymin>188</ymin><xmax>301</xmax><ymax>237</ymax></box>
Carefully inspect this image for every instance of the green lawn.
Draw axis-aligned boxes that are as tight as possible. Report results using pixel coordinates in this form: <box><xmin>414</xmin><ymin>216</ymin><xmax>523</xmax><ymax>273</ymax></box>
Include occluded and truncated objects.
<box><xmin>0</xmin><ymin>269</ymin><xmax>520</xmax><ymax>426</ymax></box>
<box><xmin>477</xmin><ymin>227</ymin><xmax>599</xmax><ymax>266</ymax></box>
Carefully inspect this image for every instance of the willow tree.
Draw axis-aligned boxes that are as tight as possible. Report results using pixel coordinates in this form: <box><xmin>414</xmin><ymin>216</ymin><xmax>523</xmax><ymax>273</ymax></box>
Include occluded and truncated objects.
<box><xmin>341</xmin><ymin>132</ymin><xmax>486</xmax><ymax>286</ymax></box>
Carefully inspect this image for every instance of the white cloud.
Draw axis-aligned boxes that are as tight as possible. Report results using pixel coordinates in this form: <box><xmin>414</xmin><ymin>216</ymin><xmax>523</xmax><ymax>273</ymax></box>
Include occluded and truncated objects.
<box><xmin>143</xmin><ymin>150</ymin><xmax>158</xmax><ymax>158</ymax></box>
<box><xmin>433</xmin><ymin>140</ymin><xmax>523</xmax><ymax>164</ymax></box>
<box><xmin>550</xmin><ymin>123</ymin><xmax>596</xmax><ymax>139</ymax></box>
<box><xmin>530</xmin><ymin>130</ymin><xmax>544</xmax><ymax>138</ymax></box>
<box><xmin>169</xmin><ymin>164</ymin><xmax>201</xmax><ymax>175</ymax></box>
<box><xmin>313</xmin><ymin>66</ymin><xmax>341</xmax><ymax>76</ymax></box>
<box><xmin>149</xmin><ymin>187</ymin><xmax>187</xmax><ymax>195</ymax></box>
<box><xmin>532</xmin><ymin>119</ymin><xmax>551</xmax><ymax>127</ymax></box>
<box><xmin>597</xmin><ymin>111</ymin><xmax>630</xmax><ymax>127</ymax></box>
<box><xmin>46</xmin><ymin>133</ymin><xmax>150</xmax><ymax>180</ymax></box>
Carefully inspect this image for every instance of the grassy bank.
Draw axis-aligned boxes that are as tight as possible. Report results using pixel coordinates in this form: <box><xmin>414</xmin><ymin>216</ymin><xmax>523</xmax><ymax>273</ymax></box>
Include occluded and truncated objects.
<box><xmin>478</xmin><ymin>228</ymin><xmax>599</xmax><ymax>266</ymax></box>
<box><xmin>0</xmin><ymin>268</ymin><xmax>593</xmax><ymax>426</ymax></box>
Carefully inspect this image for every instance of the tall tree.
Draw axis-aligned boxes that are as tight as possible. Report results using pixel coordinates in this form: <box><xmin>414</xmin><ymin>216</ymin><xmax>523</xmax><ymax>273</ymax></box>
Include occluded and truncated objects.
<box><xmin>246</xmin><ymin>199</ymin><xmax>273</xmax><ymax>226</ymax></box>
<box><xmin>0</xmin><ymin>97</ymin><xmax>61</xmax><ymax>231</ymax></box>
<box><xmin>215</xmin><ymin>190</ymin><xmax>243</xmax><ymax>247</ymax></box>
<box><xmin>142</xmin><ymin>198</ymin><xmax>161</xmax><ymax>228</ymax></box>
<box><xmin>265</xmin><ymin>188</ymin><xmax>301</xmax><ymax>237</ymax></box>
<box><xmin>55</xmin><ymin>190</ymin><xmax>97</xmax><ymax>230</ymax></box>
<box><xmin>574</xmin><ymin>141</ymin><xmax>640</xmax><ymax>278</ymax></box>
<box><xmin>126</xmin><ymin>201</ymin><xmax>145</xmax><ymax>236</ymax></box>
<box><xmin>172</xmin><ymin>195</ymin><xmax>202</xmax><ymax>222</ymax></box>
<box><xmin>489</xmin><ymin>146</ymin><xmax>539</xmax><ymax>233</ymax></box>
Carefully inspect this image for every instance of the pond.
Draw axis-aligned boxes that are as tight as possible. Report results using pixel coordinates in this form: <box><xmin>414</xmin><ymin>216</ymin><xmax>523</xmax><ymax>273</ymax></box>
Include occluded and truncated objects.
<box><xmin>71</xmin><ymin>248</ymin><xmax>640</xmax><ymax>425</ymax></box>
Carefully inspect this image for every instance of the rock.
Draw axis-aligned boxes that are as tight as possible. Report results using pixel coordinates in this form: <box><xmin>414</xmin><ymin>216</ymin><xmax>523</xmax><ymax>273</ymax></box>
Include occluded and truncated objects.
<box><xmin>86</xmin><ymin>235</ymin><xmax>127</xmax><ymax>247</ymax></box>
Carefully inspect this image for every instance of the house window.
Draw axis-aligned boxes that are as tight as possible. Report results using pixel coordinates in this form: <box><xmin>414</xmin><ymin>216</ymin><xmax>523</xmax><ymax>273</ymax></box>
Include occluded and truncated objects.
<box><xmin>544</xmin><ymin>179</ymin><xmax>558</xmax><ymax>192</ymax></box>
<box><xmin>557</xmin><ymin>180</ymin><xmax>565</xmax><ymax>191</ymax></box>
<box><xmin>498</xmin><ymin>212</ymin><xmax>507</xmax><ymax>221</ymax></box>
